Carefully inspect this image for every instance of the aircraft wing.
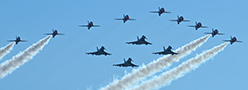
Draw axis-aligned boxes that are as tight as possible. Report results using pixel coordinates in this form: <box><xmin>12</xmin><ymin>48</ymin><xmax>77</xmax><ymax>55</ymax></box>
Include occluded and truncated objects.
<box><xmin>92</xmin><ymin>25</ymin><xmax>100</xmax><ymax>27</ymax></box>
<box><xmin>152</xmin><ymin>51</ymin><xmax>165</xmax><ymax>55</ymax></box>
<box><xmin>217</xmin><ymin>33</ymin><xmax>224</xmax><ymax>35</ymax></box>
<box><xmin>201</xmin><ymin>26</ymin><xmax>208</xmax><ymax>28</ymax></box>
<box><xmin>183</xmin><ymin>20</ymin><xmax>190</xmax><ymax>22</ymax></box>
<box><xmin>79</xmin><ymin>25</ymin><xmax>88</xmax><ymax>27</ymax></box>
<box><xmin>164</xmin><ymin>11</ymin><xmax>171</xmax><ymax>13</ymax></box>
<box><xmin>103</xmin><ymin>52</ymin><xmax>111</xmax><ymax>55</ymax></box>
<box><xmin>44</xmin><ymin>33</ymin><xmax>53</xmax><ymax>35</ymax></box>
<box><xmin>236</xmin><ymin>41</ymin><xmax>243</xmax><ymax>42</ymax></box>
<box><xmin>204</xmin><ymin>32</ymin><xmax>212</xmax><ymax>34</ymax></box>
<box><xmin>113</xmin><ymin>63</ymin><xmax>125</xmax><ymax>67</ymax></box>
<box><xmin>131</xmin><ymin>64</ymin><xmax>139</xmax><ymax>67</ymax></box>
<box><xmin>144</xmin><ymin>41</ymin><xmax>152</xmax><ymax>45</ymax></box>
<box><xmin>129</xmin><ymin>19</ymin><xmax>136</xmax><ymax>20</ymax></box>
<box><xmin>20</xmin><ymin>40</ymin><xmax>28</xmax><ymax>42</ymax></box>
<box><xmin>115</xmin><ymin>18</ymin><xmax>124</xmax><ymax>20</ymax></box>
<box><xmin>187</xmin><ymin>25</ymin><xmax>196</xmax><ymax>27</ymax></box>
<box><xmin>150</xmin><ymin>11</ymin><xmax>159</xmax><ymax>13</ymax></box>
<box><xmin>7</xmin><ymin>40</ymin><xmax>16</xmax><ymax>42</ymax></box>
<box><xmin>57</xmin><ymin>33</ymin><xmax>64</xmax><ymax>35</ymax></box>
<box><xmin>85</xmin><ymin>52</ymin><xmax>98</xmax><ymax>55</ymax></box>
<box><xmin>223</xmin><ymin>40</ymin><xmax>231</xmax><ymax>42</ymax></box>
<box><xmin>169</xmin><ymin>20</ymin><xmax>178</xmax><ymax>21</ymax></box>
<box><xmin>126</xmin><ymin>41</ymin><xmax>138</xmax><ymax>44</ymax></box>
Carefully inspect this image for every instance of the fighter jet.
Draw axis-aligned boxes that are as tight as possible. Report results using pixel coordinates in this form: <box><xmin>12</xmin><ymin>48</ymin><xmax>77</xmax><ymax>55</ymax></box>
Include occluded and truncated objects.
<box><xmin>126</xmin><ymin>35</ymin><xmax>152</xmax><ymax>45</ymax></box>
<box><xmin>204</xmin><ymin>29</ymin><xmax>224</xmax><ymax>37</ymax></box>
<box><xmin>79</xmin><ymin>21</ymin><xmax>100</xmax><ymax>30</ymax></box>
<box><xmin>86</xmin><ymin>46</ymin><xmax>111</xmax><ymax>56</ymax></box>
<box><xmin>115</xmin><ymin>14</ymin><xmax>135</xmax><ymax>23</ymax></box>
<box><xmin>7</xmin><ymin>36</ymin><xmax>27</xmax><ymax>44</ymax></box>
<box><xmin>169</xmin><ymin>15</ymin><xmax>190</xmax><ymax>24</ymax></box>
<box><xmin>187</xmin><ymin>21</ymin><xmax>208</xmax><ymax>30</ymax></box>
<box><xmin>44</xmin><ymin>29</ymin><xmax>64</xmax><ymax>38</ymax></box>
<box><xmin>153</xmin><ymin>46</ymin><xmax>178</xmax><ymax>55</ymax></box>
<box><xmin>113</xmin><ymin>58</ymin><xmax>138</xmax><ymax>67</ymax></box>
<box><xmin>150</xmin><ymin>7</ymin><xmax>171</xmax><ymax>16</ymax></box>
<box><xmin>223</xmin><ymin>36</ymin><xmax>242</xmax><ymax>45</ymax></box>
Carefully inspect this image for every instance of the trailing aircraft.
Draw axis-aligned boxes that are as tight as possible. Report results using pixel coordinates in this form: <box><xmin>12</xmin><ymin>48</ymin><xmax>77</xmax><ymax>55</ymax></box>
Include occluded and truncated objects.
<box><xmin>113</xmin><ymin>58</ymin><xmax>138</xmax><ymax>67</ymax></box>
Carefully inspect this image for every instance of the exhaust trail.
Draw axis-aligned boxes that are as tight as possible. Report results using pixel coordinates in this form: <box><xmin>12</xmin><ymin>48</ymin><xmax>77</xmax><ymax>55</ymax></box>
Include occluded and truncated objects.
<box><xmin>0</xmin><ymin>42</ymin><xmax>15</xmax><ymax>60</ymax></box>
<box><xmin>101</xmin><ymin>35</ymin><xmax>211</xmax><ymax>90</ymax></box>
<box><xmin>131</xmin><ymin>42</ymin><xmax>228</xmax><ymax>90</ymax></box>
<box><xmin>0</xmin><ymin>36</ymin><xmax>51</xmax><ymax>78</ymax></box>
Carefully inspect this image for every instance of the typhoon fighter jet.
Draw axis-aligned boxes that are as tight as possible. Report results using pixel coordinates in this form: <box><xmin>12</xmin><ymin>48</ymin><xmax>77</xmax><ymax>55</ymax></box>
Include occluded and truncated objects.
<box><xmin>126</xmin><ymin>35</ymin><xmax>152</xmax><ymax>45</ymax></box>
<box><xmin>7</xmin><ymin>36</ymin><xmax>27</xmax><ymax>44</ymax></box>
<box><xmin>169</xmin><ymin>15</ymin><xmax>190</xmax><ymax>24</ymax></box>
<box><xmin>187</xmin><ymin>21</ymin><xmax>208</xmax><ymax>30</ymax></box>
<box><xmin>153</xmin><ymin>46</ymin><xmax>178</xmax><ymax>55</ymax></box>
<box><xmin>79</xmin><ymin>21</ymin><xmax>100</xmax><ymax>30</ymax></box>
<box><xmin>86</xmin><ymin>46</ymin><xmax>111</xmax><ymax>56</ymax></box>
<box><xmin>44</xmin><ymin>29</ymin><xmax>64</xmax><ymax>38</ymax></box>
<box><xmin>204</xmin><ymin>29</ymin><xmax>224</xmax><ymax>37</ymax></box>
<box><xmin>223</xmin><ymin>36</ymin><xmax>242</xmax><ymax>45</ymax></box>
<box><xmin>115</xmin><ymin>14</ymin><xmax>135</xmax><ymax>23</ymax></box>
<box><xmin>113</xmin><ymin>58</ymin><xmax>138</xmax><ymax>67</ymax></box>
<box><xmin>150</xmin><ymin>7</ymin><xmax>171</xmax><ymax>16</ymax></box>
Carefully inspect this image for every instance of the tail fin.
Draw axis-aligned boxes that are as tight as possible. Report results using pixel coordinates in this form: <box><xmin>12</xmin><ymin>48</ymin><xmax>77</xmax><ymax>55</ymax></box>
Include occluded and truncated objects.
<box><xmin>137</xmin><ymin>36</ymin><xmax>139</xmax><ymax>41</ymax></box>
<box><xmin>96</xmin><ymin>47</ymin><xmax>99</xmax><ymax>51</ymax></box>
<box><xmin>163</xmin><ymin>46</ymin><xmax>166</xmax><ymax>51</ymax></box>
<box><xmin>124</xmin><ymin>58</ymin><xmax>126</xmax><ymax>63</ymax></box>
<box><xmin>177</xmin><ymin>15</ymin><xmax>179</xmax><ymax>19</ymax></box>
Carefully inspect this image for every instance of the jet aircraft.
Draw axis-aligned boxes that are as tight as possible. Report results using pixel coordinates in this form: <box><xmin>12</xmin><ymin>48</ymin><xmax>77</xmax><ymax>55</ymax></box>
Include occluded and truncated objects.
<box><xmin>113</xmin><ymin>58</ymin><xmax>138</xmax><ymax>67</ymax></box>
<box><xmin>187</xmin><ymin>22</ymin><xmax>208</xmax><ymax>30</ymax></box>
<box><xmin>44</xmin><ymin>29</ymin><xmax>64</xmax><ymax>38</ymax></box>
<box><xmin>223</xmin><ymin>36</ymin><xmax>242</xmax><ymax>45</ymax></box>
<box><xmin>204</xmin><ymin>29</ymin><xmax>224</xmax><ymax>37</ymax></box>
<box><xmin>7</xmin><ymin>36</ymin><xmax>27</xmax><ymax>44</ymax></box>
<box><xmin>86</xmin><ymin>46</ymin><xmax>111</xmax><ymax>56</ymax></box>
<box><xmin>169</xmin><ymin>15</ymin><xmax>190</xmax><ymax>24</ymax></box>
<box><xmin>115</xmin><ymin>14</ymin><xmax>135</xmax><ymax>23</ymax></box>
<box><xmin>153</xmin><ymin>46</ymin><xmax>178</xmax><ymax>55</ymax></box>
<box><xmin>150</xmin><ymin>7</ymin><xmax>171</xmax><ymax>16</ymax></box>
<box><xmin>79</xmin><ymin>21</ymin><xmax>100</xmax><ymax>29</ymax></box>
<box><xmin>126</xmin><ymin>35</ymin><xmax>152</xmax><ymax>45</ymax></box>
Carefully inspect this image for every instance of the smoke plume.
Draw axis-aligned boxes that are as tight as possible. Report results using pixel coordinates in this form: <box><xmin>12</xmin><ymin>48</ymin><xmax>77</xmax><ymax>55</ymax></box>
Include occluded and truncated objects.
<box><xmin>131</xmin><ymin>42</ymin><xmax>228</xmax><ymax>90</ymax></box>
<box><xmin>0</xmin><ymin>36</ymin><xmax>51</xmax><ymax>78</ymax></box>
<box><xmin>101</xmin><ymin>35</ymin><xmax>211</xmax><ymax>90</ymax></box>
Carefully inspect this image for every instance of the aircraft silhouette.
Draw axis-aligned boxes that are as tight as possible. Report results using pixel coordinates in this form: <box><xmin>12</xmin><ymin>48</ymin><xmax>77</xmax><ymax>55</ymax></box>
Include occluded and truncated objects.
<box><xmin>86</xmin><ymin>46</ymin><xmax>111</xmax><ymax>56</ymax></box>
<box><xmin>153</xmin><ymin>46</ymin><xmax>178</xmax><ymax>55</ymax></box>
<box><xmin>204</xmin><ymin>29</ymin><xmax>224</xmax><ymax>37</ymax></box>
<box><xmin>170</xmin><ymin>15</ymin><xmax>190</xmax><ymax>24</ymax></box>
<box><xmin>115</xmin><ymin>14</ymin><xmax>135</xmax><ymax>23</ymax></box>
<box><xmin>150</xmin><ymin>7</ymin><xmax>171</xmax><ymax>16</ymax></box>
<box><xmin>7</xmin><ymin>36</ymin><xmax>27</xmax><ymax>44</ymax></box>
<box><xmin>79</xmin><ymin>21</ymin><xmax>100</xmax><ymax>30</ymax></box>
<box><xmin>223</xmin><ymin>36</ymin><xmax>242</xmax><ymax>45</ymax></box>
<box><xmin>187</xmin><ymin>21</ymin><xmax>208</xmax><ymax>30</ymax></box>
<box><xmin>126</xmin><ymin>35</ymin><xmax>152</xmax><ymax>45</ymax></box>
<box><xmin>113</xmin><ymin>58</ymin><xmax>138</xmax><ymax>67</ymax></box>
<box><xmin>44</xmin><ymin>29</ymin><xmax>64</xmax><ymax>38</ymax></box>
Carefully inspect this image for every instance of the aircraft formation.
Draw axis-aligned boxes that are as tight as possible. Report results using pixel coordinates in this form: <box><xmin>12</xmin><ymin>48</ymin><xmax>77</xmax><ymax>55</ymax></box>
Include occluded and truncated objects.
<box><xmin>5</xmin><ymin>7</ymin><xmax>242</xmax><ymax>68</ymax></box>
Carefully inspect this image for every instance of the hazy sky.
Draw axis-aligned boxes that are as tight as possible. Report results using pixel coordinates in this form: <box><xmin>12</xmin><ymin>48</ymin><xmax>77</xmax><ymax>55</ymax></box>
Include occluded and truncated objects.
<box><xmin>0</xmin><ymin>0</ymin><xmax>247</xmax><ymax>90</ymax></box>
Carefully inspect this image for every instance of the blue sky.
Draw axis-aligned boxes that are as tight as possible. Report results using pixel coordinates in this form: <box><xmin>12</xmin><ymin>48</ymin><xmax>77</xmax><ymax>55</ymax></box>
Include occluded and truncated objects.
<box><xmin>0</xmin><ymin>0</ymin><xmax>247</xmax><ymax>90</ymax></box>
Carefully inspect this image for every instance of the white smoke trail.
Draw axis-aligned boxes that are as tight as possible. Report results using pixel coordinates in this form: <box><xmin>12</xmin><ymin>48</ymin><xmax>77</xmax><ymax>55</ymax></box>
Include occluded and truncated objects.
<box><xmin>131</xmin><ymin>42</ymin><xmax>228</xmax><ymax>90</ymax></box>
<box><xmin>101</xmin><ymin>35</ymin><xmax>211</xmax><ymax>90</ymax></box>
<box><xmin>0</xmin><ymin>36</ymin><xmax>51</xmax><ymax>78</ymax></box>
<box><xmin>0</xmin><ymin>42</ymin><xmax>15</xmax><ymax>60</ymax></box>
